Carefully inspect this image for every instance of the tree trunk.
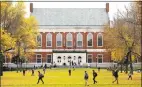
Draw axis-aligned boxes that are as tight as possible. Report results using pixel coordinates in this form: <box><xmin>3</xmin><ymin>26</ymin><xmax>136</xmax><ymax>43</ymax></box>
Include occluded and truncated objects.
<box><xmin>129</xmin><ymin>52</ymin><xmax>133</xmax><ymax>74</ymax></box>
<box><xmin>125</xmin><ymin>64</ymin><xmax>128</xmax><ymax>74</ymax></box>
<box><xmin>17</xmin><ymin>41</ymin><xmax>21</xmax><ymax>73</ymax></box>
<box><xmin>121</xmin><ymin>64</ymin><xmax>122</xmax><ymax>73</ymax></box>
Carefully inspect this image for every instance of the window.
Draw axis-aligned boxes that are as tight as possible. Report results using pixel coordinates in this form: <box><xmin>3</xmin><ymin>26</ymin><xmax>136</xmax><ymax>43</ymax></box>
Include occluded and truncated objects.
<box><xmin>87</xmin><ymin>33</ymin><xmax>93</xmax><ymax>47</ymax></box>
<box><xmin>46</xmin><ymin>33</ymin><xmax>52</xmax><ymax>47</ymax></box>
<box><xmin>56</xmin><ymin>33</ymin><xmax>62</xmax><ymax>47</ymax></box>
<box><xmin>36</xmin><ymin>54</ymin><xmax>42</xmax><ymax>63</ymax></box>
<box><xmin>97</xmin><ymin>33</ymin><xmax>103</xmax><ymax>47</ymax></box>
<box><xmin>47</xmin><ymin>55</ymin><xmax>52</xmax><ymax>63</ymax></box>
<box><xmin>97</xmin><ymin>54</ymin><xmax>103</xmax><ymax>63</ymax></box>
<box><xmin>37</xmin><ymin>34</ymin><xmax>42</xmax><ymax>47</ymax></box>
<box><xmin>87</xmin><ymin>54</ymin><xmax>93</xmax><ymax>63</ymax></box>
<box><xmin>78</xmin><ymin>56</ymin><xmax>82</xmax><ymax>63</ymax></box>
<box><xmin>66</xmin><ymin>33</ymin><xmax>72</xmax><ymax>47</ymax></box>
<box><xmin>77</xmin><ymin>33</ymin><xmax>83</xmax><ymax>47</ymax></box>
<box><xmin>57</xmin><ymin>56</ymin><xmax>61</xmax><ymax>63</ymax></box>
<box><xmin>68</xmin><ymin>56</ymin><xmax>71</xmax><ymax>62</ymax></box>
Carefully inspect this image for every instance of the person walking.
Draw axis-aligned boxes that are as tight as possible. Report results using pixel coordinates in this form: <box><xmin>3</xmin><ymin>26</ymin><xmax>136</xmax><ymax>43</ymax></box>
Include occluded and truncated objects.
<box><xmin>37</xmin><ymin>71</ymin><xmax>44</xmax><ymax>84</ymax></box>
<box><xmin>92</xmin><ymin>70</ymin><xmax>97</xmax><ymax>84</ymax></box>
<box><xmin>43</xmin><ymin>68</ymin><xmax>46</xmax><ymax>74</ymax></box>
<box><xmin>31</xmin><ymin>69</ymin><xmax>34</xmax><ymax>76</ymax></box>
<box><xmin>23</xmin><ymin>69</ymin><xmax>26</xmax><ymax>76</ymax></box>
<box><xmin>128</xmin><ymin>72</ymin><xmax>132</xmax><ymax>80</ymax></box>
<box><xmin>84</xmin><ymin>71</ymin><xmax>89</xmax><ymax>86</ymax></box>
<box><xmin>68</xmin><ymin>69</ymin><xmax>71</xmax><ymax>76</ymax></box>
<box><xmin>112</xmin><ymin>69</ymin><xmax>119</xmax><ymax>84</ymax></box>
<box><xmin>98</xmin><ymin>67</ymin><xmax>100</xmax><ymax>72</ymax></box>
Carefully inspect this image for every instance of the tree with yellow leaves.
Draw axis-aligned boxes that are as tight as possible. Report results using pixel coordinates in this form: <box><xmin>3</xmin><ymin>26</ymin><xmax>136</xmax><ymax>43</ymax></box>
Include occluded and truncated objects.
<box><xmin>1</xmin><ymin>2</ymin><xmax>38</xmax><ymax>72</ymax></box>
<box><xmin>104</xmin><ymin>2</ymin><xmax>141</xmax><ymax>74</ymax></box>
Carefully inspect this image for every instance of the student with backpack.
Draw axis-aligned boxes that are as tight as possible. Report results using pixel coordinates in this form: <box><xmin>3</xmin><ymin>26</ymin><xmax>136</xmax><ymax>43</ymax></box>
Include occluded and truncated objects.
<box><xmin>112</xmin><ymin>69</ymin><xmax>119</xmax><ymax>84</ymax></box>
<box><xmin>92</xmin><ymin>70</ymin><xmax>97</xmax><ymax>84</ymax></box>
<box><xmin>84</xmin><ymin>71</ymin><xmax>89</xmax><ymax>86</ymax></box>
<box><xmin>37</xmin><ymin>71</ymin><xmax>44</xmax><ymax>84</ymax></box>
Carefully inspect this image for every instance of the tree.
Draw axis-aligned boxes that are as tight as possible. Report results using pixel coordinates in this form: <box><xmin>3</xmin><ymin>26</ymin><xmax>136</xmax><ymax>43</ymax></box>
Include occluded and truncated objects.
<box><xmin>1</xmin><ymin>2</ymin><xmax>38</xmax><ymax>72</ymax></box>
<box><xmin>104</xmin><ymin>2</ymin><xmax>141</xmax><ymax>74</ymax></box>
<box><xmin>14</xmin><ymin>16</ymin><xmax>38</xmax><ymax>69</ymax></box>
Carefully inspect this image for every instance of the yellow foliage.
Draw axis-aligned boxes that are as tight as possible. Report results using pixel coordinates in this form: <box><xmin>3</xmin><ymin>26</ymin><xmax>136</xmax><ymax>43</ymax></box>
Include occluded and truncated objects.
<box><xmin>1</xmin><ymin>29</ymin><xmax>16</xmax><ymax>53</ymax></box>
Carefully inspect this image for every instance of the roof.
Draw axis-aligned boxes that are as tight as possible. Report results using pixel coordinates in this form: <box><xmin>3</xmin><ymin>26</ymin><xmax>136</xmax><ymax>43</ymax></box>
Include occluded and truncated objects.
<box><xmin>31</xmin><ymin>8</ymin><xmax>109</xmax><ymax>29</ymax></box>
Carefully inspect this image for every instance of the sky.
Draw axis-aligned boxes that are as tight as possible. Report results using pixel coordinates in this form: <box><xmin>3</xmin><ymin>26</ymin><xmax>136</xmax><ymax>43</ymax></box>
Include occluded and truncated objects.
<box><xmin>23</xmin><ymin>1</ymin><xmax>132</xmax><ymax>21</ymax></box>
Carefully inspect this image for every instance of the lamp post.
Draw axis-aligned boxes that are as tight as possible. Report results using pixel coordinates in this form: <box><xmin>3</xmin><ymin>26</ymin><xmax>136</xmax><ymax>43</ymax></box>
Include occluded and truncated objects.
<box><xmin>96</xmin><ymin>57</ymin><xmax>98</xmax><ymax>68</ymax></box>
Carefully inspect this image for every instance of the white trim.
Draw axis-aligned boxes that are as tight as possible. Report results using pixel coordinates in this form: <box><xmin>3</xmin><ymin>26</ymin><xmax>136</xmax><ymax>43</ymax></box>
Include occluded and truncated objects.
<box><xmin>46</xmin><ymin>54</ymin><xmax>52</xmax><ymax>63</ymax></box>
<box><xmin>46</xmin><ymin>33</ymin><xmax>52</xmax><ymax>47</ymax></box>
<box><xmin>29</xmin><ymin>49</ymin><xmax>107</xmax><ymax>52</ymax></box>
<box><xmin>87</xmin><ymin>54</ymin><xmax>93</xmax><ymax>63</ymax></box>
<box><xmin>66</xmin><ymin>32</ymin><xmax>73</xmax><ymax>47</ymax></box>
<box><xmin>97</xmin><ymin>33</ymin><xmax>103</xmax><ymax>47</ymax></box>
<box><xmin>36</xmin><ymin>54</ymin><xmax>42</xmax><ymax>63</ymax></box>
<box><xmin>97</xmin><ymin>54</ymin><xmax>103</xmax><ymax>63</ymax></box>
<box><xmin>77</xmin><ymin>32</ymin><xmax>83</xmax><ymax>47</ymax></box>
<box><xmin>36</xmin><ymin>34</ymin><xmax>42</xmax><ymax>47</ymax></box>
<box><xmin>87</xmin><ymin>33</ymin><xmax>93</xmax><ymax>47</ymax></box>
<box><xmin>39</xmin><ymin>29</ymin><xmax>104</xmax><ymax>32</ymax></box>
<box><xmin>56</xmin><ymin>33</ymin><xmax>62</xmax><ymax>47</ymax></box>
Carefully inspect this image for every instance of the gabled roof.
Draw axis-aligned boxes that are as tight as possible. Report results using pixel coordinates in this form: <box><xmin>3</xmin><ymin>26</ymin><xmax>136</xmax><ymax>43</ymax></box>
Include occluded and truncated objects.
<box><xmin>31</xmin><ymin>8</ymin><xmax>109</xmax><ymax>29</ymax></box>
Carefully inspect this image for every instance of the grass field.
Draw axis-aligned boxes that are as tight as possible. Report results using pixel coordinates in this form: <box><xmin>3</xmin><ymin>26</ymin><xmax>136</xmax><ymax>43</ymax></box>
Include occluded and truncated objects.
<box><xmin>1</xmin><ymin>68</ymin><xmax>141</xmax><ymax>87</ymax></box>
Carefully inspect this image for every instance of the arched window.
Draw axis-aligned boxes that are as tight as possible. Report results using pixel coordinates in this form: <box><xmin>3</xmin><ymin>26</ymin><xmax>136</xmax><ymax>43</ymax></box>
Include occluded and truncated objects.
<box><xmin>68</xmin><ymin>56</ymin><xmax>71</xmax><ymax>62</ymax></box>
<box><xmin>46</xmin><ymin>33</ymin><xmax>52</xmax><ymax>47</ymax></box>
<box><xmin>87</xmin><ymin>33</ymin><xmax>93</xmax><ymax>47</ymax></box>
<box><xmin>57</xmin><ymin>56</ymin><xmax>61</xmax><ymax>63</ymax></box>
<box><xmin>97</xmin><ymin>33</ymin><xmax>103</xmax><ymax>47</ymax></box>
<box><xmin>66</xmin><ymin>33</ymin><xmax>72</xmax><ymax>47</ymax></box>
<box><xmin>37</xmin><ymin>34</ymin><xmax>42</xmax><ymax>47</ymax></box>
<box><xmin>56</xmin><ymin>33</ymin><xmax>62</xmax><ymax>47</ymax></box>
<box><xmin>77</xmin><ymin>33</ymin><xmax>83</xmax><ymax>47</ymax></box>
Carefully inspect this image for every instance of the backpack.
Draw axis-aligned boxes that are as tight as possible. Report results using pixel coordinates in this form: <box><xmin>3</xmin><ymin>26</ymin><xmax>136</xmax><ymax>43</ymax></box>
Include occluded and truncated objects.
<box><xmin>93</xmin><ymin>72</ymin><xmax>97</xmax><ymax>77</ymax></box>
<box><xmin>85</xmin><ymin>73</ymin><xmax>88</xmax><ymax>79</ymax></box>
<box><xmin>40</xmin><ymin>73</ymin><xmax>44</xmax><ymax>78</ymax></box>
<box><xmin>95</xmin><ymin>72</ymin><xmax>97</xmax><ymax>77</ymax></box>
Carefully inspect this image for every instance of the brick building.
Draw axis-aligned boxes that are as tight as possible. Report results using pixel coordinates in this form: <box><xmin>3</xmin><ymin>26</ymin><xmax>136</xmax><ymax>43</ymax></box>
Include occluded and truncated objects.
<box><xmin>4</xmin><ymin>3</ymin><xmax>114</xmax><ymax>67</ymax></box>
<box><xmin>27</xmin><ymin>3</ymin><xmax>112</xmax><ymax>67</ymax></box>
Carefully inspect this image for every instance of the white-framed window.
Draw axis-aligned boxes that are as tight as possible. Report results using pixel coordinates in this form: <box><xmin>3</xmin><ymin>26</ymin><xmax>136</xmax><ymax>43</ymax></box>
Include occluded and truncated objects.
<box><xmin>78</xmin><ymin>56</ymin><xmax>82</xmax><ymax>63</ymax></box>
<box><xmin>66</xmin><ymin>33</ymin><xmax>72</xmax><ymax>47</ymax></box>
<box><xmin>77</xmin><ymin>33</ymin><xmax>83</xmax><ymax>47</ymax></box>
<box><xmin>36</xmin><ymin>34</ymin><xmax>42</xmax><ymax>47</ymax></box>
<box><xmin>57</xmin><ymin>56</ymin><xmax>61</xmax><ymax>63</ymax></box>
<box><xmin>47</xmin><ymin>55</ymin><xmax>52</xmax><ymax>63</ymax></box>
<box><xmin>36</xmin><ymin>54</ymin><xmax>42</xmax><ymax>63</ymax></box>
<box><xmin>46</xmin><ymin>33</ymin><xmax>52</xmax><ymax>47</ymax></box>
<box><xmin>87</xmin><ymin>54</ymin><xmax>93</xmax><ymax>63</ymax></box>
<box><xmin>97</xmin><ymin>54</ymin><xmax>103</xmax><ymax>63</ymax></box>
<box><xmin>56</xmin><ymin>33</ymin><xmax>62</xmax><ymax>47</ymax></box>
<box><xmin>68</xmin><ymin>56</ymin><xmax>71</xmax><ymax>62</ymax></box>
<box><xmin>97</xmin><ymin>33</ymin><xmax>103</xmax><ymax>47</ymax></box>
<box><xmin>87</xmin><ymin>33</ymin><xmax>93</xmax><ymax>47</ymax></box>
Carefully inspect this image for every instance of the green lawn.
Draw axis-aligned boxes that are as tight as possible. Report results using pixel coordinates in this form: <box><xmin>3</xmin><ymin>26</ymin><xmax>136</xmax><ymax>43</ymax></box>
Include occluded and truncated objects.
<box><xmin>1</xmin><ymin>68</ymin><xmax>141</xmax><ymax>87</ymax></box>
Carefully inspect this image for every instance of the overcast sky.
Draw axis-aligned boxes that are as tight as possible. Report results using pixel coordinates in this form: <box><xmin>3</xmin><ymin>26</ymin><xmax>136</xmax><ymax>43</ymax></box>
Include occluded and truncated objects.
<box><xmin>24</xmin><ymin>1</ymin><xmax>132</xmax><ymax>21</ymax></box>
